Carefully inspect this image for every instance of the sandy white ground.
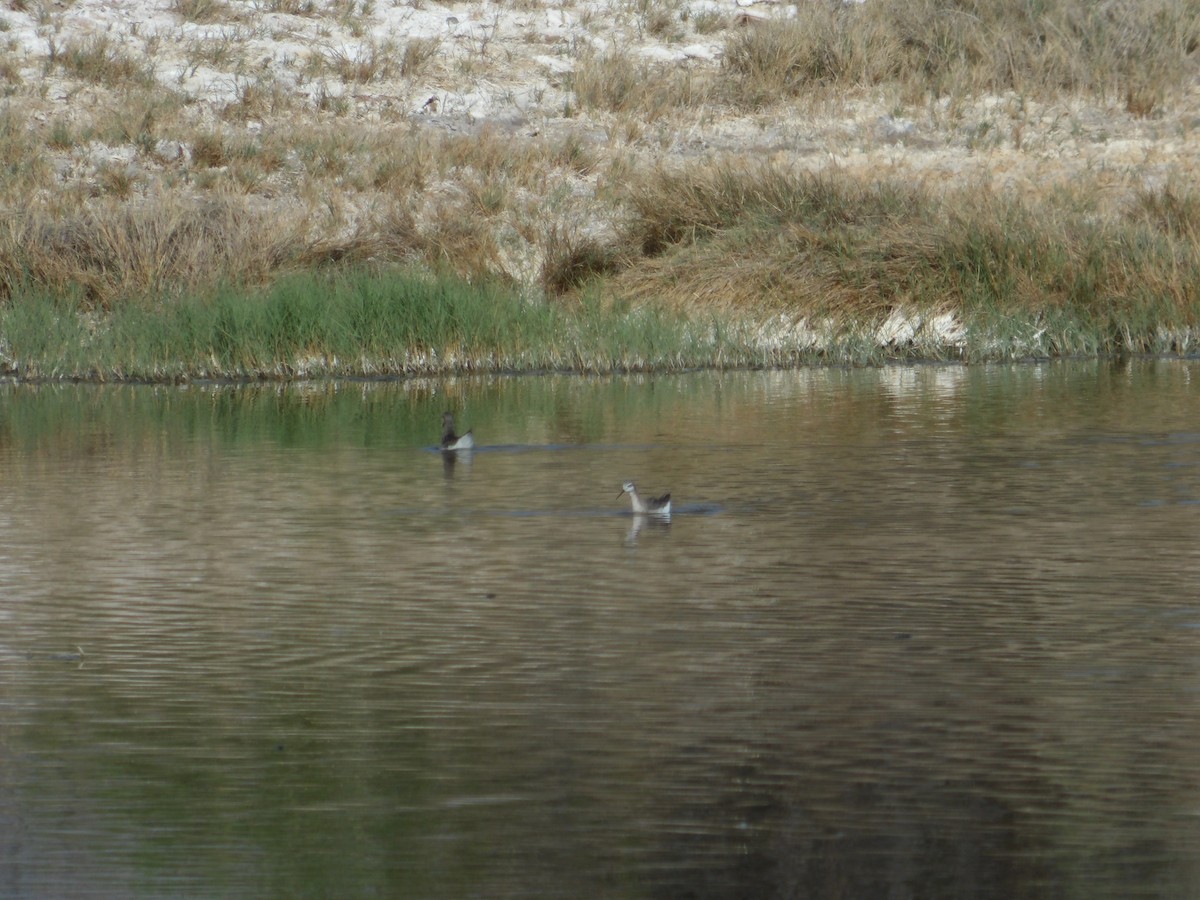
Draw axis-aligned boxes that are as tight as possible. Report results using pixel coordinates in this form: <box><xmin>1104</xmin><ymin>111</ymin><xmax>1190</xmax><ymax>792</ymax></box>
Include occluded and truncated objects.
<box><xmin>7</xmin><ymin>0</ymin><xmax>1198</xmax><ymax>185</ymax></box>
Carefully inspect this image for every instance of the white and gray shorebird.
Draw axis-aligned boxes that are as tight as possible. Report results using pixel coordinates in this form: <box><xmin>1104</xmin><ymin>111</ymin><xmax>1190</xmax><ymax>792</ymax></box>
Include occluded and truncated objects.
<box><xmin>440</xmin><ymin>411</ymin><xmax>474</xmax><ymax>451</ymax></box>
<box><xmin>618</xmin><ymin>481</ymin><xmax>671</xmax><ymax>517</ymax></box>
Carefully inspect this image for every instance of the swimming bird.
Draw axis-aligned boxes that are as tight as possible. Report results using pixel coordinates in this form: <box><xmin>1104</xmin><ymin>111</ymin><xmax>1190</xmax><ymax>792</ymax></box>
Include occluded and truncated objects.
<box><xmin>441</xmin><ymin>411</ymin><xmax>474</xmax><ymax>451</ymax></box>
<box><xmin>618</xmin><ymin>481</ymin><xmax>671</xmax><ymax>517</ymax></box>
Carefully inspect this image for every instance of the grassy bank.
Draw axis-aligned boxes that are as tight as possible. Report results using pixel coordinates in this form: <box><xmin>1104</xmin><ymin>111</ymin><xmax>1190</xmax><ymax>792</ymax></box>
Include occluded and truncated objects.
<box><xmin>611</xmin><ymin>162</ymin><xmax>1200</xmax><ymax>356</ymax></box>
<box><xmin>3</xmin><ymin>160</ymin><xmax>1199</xmax><ymax>381</ymax></box>
<box><xmin>0</xmin><ymin>269</ymin><xmax>777</xmax><ymax>380</ymax></box>
<box><xmin>3</xmin><ymin>0</ymin><xmax>1200</xmax><ymax>379</ymax></box>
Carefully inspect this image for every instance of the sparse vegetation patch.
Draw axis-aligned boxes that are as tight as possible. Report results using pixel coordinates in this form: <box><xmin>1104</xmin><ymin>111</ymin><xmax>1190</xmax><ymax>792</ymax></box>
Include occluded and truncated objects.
<box><xmin>52</xmin><ymin>35</ymin><xmax>155</xmax><ymax>88</ymax></box>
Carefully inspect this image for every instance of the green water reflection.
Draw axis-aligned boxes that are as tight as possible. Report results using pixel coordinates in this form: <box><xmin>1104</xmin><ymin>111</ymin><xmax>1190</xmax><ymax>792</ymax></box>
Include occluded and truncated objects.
<box><xmin>1</xmin><ymin>361</ymin><xmax>1199</xmax><ymax>899</ymax></box>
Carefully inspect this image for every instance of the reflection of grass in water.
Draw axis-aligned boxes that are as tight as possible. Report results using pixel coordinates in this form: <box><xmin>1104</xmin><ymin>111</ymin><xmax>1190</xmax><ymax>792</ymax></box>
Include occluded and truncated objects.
<box><xmin>0</xmin><ymin>370</ymin><xmax>475</xmax><ymax>455</ymax></box>
<box><xmin>0</xmin><ymin>364</ymin><xmax>763</xmax><ymax>458</ymax></box>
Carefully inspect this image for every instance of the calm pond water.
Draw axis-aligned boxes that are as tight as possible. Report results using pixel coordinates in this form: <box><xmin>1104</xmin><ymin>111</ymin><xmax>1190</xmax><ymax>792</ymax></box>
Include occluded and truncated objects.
<box><xmin>1</xmin><ymin>360</ymin><xmax>1199</xmax><ymax>899</ymax></box>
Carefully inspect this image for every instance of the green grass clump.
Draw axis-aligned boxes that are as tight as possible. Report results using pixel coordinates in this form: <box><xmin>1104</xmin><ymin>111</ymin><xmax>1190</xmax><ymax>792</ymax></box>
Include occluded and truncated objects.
<box><xmin>0</xmin><ymin>270</ymin><xmax>765</xmax><ymax>381</ymax></box>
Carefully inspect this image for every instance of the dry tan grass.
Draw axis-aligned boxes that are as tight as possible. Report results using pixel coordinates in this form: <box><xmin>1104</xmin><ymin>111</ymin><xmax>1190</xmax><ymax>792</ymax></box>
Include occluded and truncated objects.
<box><xmin>605</xmin><ymin>159</ymin><xmax>1200</xmax><ymax>331</ymax></box>
<box><xmin>400</xmin><ymin>36</ymin><xmax>440</xmax><ymax>78</ymax></box>
<box><xmin>169</xmin><ymin>0</ymin><xmax>246</xmax><ymax>24</ymax></box>
<box><xmin>1135</xmin><ymin>184</ymin><xmax>1200</xmax><ymax>241</ymax></box>
<box><xmin>221</xmin><ymin>76</ymin><xmax>298</xmax><ymax>121</ymax></box>
<box><xmin>611</xmin><ymin>163</ymin><xmax>929</xmax><ymax>314</ymax></box>
<box><xmin>539</xmin><ymin>221</ymin><xmax>623</xmax><ymax>295</ymax></box>
<box><xmin>52</xmin><ymin>34</ymin><xmax>155</xmax><ymax>88</ymax></box>
<box><xmin>0</xmin><ymin>109</ymin><xmax>618</xmax><ymax>303</ymax></box>
<box><xmin>0</xmin><ymin>51</ymin><xmax>21</xmax><ymax>86</ymax></box>
<box><xmin>366</xmin><ymin>133</ymin><xmax>433</xmax><ymax>195</ymax></box>
<box><xmin>723</xmin><ymin>0</ymin><xmax>1200</xmax><ymax>108</ymax></box>
<box><xmin>569</xmin><ymin>49</ymin><xmax>716</xmax><ymax>120</ymax></box>
<box><xmin>1</xmin><ymin>0</ymin><xmax>1199</xmax><ymax>328</ymax></box>
<box><xmin>0</xmin><ymin>108</ymin><xmax>52</xmax><ymax>196</ymax></box>
<box><xmin>320</xmin><ymin>39</ymin><xmax>401</xmax><ymax>84</ymax></box>
<box><xmin>0</xmin><ymin>198</ymin><xmax>317</xmax><ymax>308</ymax></box>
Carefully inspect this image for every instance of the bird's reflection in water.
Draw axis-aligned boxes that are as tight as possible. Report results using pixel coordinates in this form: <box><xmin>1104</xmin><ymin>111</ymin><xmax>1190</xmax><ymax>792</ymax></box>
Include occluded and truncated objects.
<box><xmin>442</xmin><ymin>448</ymin><xmax>473</xmax><ymax>478</ymax></box>
<box><xmin>626</xmin><ymin>512</ymin><xmax>670</xmax><ymax>545</ymax></box>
